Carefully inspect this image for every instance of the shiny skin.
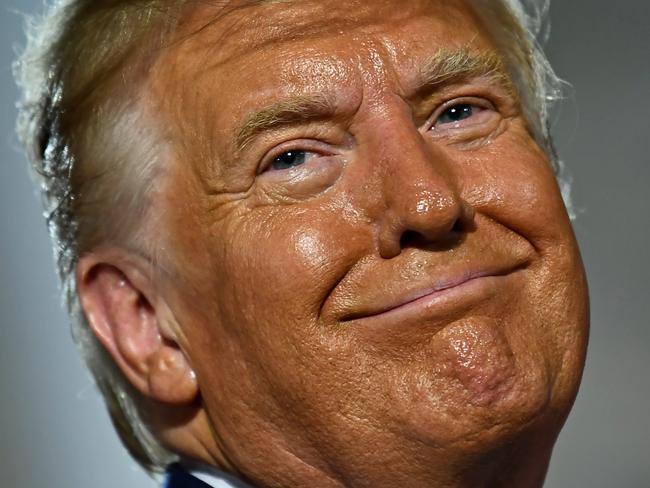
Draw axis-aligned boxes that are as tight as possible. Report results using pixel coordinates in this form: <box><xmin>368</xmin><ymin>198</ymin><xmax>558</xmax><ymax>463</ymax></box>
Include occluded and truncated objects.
<box><xmin>149</xmin><ymin>0</ymin><xmax>589</xmax><ymax>486</ymax></box>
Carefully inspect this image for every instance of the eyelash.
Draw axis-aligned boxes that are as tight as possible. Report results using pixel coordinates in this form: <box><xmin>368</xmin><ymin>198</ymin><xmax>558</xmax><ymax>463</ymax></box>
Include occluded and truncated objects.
<box><xmin>260</xmin><ymin>139</ymin><xmax>335</xmax><ymax>173</ymax></box>
<box><xmin>428</xmin><ymin>97</ymin><xmax>495</xmax><ymax>130</ymax></box>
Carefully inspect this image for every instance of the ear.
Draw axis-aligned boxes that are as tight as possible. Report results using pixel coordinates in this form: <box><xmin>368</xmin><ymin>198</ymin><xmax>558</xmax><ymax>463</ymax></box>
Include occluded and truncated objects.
<box><xmin>76</xmin><ymin>250</ymin><xmax>198</xmax><ymax>405</ymax></box>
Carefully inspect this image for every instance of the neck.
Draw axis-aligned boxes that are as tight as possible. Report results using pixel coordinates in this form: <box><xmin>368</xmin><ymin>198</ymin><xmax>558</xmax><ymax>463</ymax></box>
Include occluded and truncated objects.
<box><xmin>455</xmin><ymin>439</ymin><xmax>554</xmax><ymax>488</ymax></box>
<box><xmin>153</xmin><ymin>405</ymin><xmax>559</xmax><ymax>488</ymax></box>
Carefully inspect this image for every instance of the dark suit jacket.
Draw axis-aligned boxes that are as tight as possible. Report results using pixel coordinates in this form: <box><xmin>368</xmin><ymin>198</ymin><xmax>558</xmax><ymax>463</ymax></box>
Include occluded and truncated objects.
<box><xmin>164</xmin><ymin>463</ymin><xmax>254</xmax><ymax>488</ymax></box>
<box><xmin>164</xmin><ymin>464</ymin><xmax>213</xmax><ymax>488</ymax></box>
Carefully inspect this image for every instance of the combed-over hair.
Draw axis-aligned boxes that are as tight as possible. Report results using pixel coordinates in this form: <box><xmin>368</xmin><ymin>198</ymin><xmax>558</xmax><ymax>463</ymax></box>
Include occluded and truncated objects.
<box><xmin>14</xmin><ymin>0</ymin><xmax>568</xmax><ymax>476</ymax></box>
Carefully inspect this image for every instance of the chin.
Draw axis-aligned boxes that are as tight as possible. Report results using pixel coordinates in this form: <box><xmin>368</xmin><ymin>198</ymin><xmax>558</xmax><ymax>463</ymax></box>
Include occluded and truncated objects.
<box><xmin>383</xmin><ymin>310</ymin><xmax>585</xmax><ymax>457</ymax></box>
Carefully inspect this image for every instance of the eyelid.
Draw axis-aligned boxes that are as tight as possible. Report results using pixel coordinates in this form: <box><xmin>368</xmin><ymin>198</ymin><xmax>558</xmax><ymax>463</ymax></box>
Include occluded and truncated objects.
<box><xmin>429</xmin><ymin>97</ymin><xmax>495</xmax><ymax>127</ymax></box>
<box><xmin>259</xmin><ymin>139</ymin><xmax>335</xmax><ymax>174</ymax></box>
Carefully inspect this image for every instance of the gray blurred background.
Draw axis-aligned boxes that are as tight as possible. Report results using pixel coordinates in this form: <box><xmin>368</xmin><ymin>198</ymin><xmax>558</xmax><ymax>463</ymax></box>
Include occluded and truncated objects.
<box><xmin>1</xmin><ymin>1</ymin><xmax>648</xmax><ymax>486</ymax></box>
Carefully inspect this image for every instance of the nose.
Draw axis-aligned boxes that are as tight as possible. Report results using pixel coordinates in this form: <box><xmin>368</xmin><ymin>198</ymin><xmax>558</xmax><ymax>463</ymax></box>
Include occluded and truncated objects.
<box><xmin>372</xmin><ymin>123</ymin><xmax>474</xmax><ymax>259</ymax></box>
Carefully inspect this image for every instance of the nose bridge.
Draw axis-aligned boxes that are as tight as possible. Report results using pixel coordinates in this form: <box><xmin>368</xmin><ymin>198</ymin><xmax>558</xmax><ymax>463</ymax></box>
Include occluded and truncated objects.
<box><xmin>380</xmin><ymin>120</ymin><xmax>457</xmax><ymax>212</ymax></box>
<box><xmin>362</xmin><ymin>106</ymin><xmax>469</xmax><ymax>258</ymax></box>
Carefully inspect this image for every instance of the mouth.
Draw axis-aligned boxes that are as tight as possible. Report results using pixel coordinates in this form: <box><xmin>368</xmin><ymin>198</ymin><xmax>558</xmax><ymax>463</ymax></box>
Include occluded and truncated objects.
<box><xmin>339</xmin><ymin>266</ymin><xmax>525</xmax><ymax>324</ymax></box>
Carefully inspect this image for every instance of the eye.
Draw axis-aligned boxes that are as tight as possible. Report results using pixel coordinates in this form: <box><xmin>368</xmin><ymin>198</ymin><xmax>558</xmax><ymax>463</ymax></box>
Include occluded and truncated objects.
<box><xmin>426</xmin><ymin>97</ymin><xmax>501</xmax><ymax>136</ymax></box>
<box><xmin>269</xmin><ymin>150</ymin><xmax>314</xmax><ymax>171</ymax></box>
<box><xmin>434</xmin><ymin>103</ymin><xmax>484</xmax><ymax>127</ymax></box>
<box><xmin>437</xmin><ymin>104</ymin><xmax>475</xmax><ymax>124</ymax></box>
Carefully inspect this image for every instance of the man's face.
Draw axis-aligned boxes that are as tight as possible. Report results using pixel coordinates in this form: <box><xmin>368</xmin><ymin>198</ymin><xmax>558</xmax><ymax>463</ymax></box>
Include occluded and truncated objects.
<box><xmin>154</xmin><ymin>0</ymin><xmax>588</xmax><ymax>485</ymax></box>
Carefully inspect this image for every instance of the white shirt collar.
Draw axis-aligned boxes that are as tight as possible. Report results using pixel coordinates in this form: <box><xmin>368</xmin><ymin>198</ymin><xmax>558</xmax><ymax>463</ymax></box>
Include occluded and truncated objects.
<box><xmin>188</xmin><ymin>465</ymin><xmax>254</xmax><ymax>488</ymax></box>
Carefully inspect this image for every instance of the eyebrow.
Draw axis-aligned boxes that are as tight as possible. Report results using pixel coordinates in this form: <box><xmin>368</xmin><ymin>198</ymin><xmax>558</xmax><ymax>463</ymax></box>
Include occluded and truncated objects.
<box><xmin>417</xmin><ymin>47</ymin><xmax>514</xmax><ymax>94</ymax></box>
<box><xmin>232</xmin><ymin>48</ymin><xmax>513</xmax><ymax>153</ymax></box>
<box><xmin>234</xmin><ymin>94</ymin><xmax>337</xmax><ymax>154</ymax></box>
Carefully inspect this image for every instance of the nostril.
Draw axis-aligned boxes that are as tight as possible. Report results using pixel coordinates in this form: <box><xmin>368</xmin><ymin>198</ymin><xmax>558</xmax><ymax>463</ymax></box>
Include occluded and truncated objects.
<box><xmin>456</xmin><ymin>201</ymin><xmax>477</xmax><ymax>233</ymax></box>
<box><xmin>399</xmin><ymin>227</ymin><xmax>465</xmax><ymax>251</ymax></box>
<box><xmin>380</xmin><ymin>198</ymin><xmax>476</xmax><ymax>258</ymax></box>
<box><xmin>400</xmin><ymin>230</ymin><xmax>423</xmax><ymax>249</ymax></box>
<box><xmin>452</xmin><ymin>218</ymin><xmax>465</xmax><ymax>233</ymax></box>
<box><xmin>399</xmin><ymin>214</ymin><xmax>473</xmax><ymax>251</ymax></box>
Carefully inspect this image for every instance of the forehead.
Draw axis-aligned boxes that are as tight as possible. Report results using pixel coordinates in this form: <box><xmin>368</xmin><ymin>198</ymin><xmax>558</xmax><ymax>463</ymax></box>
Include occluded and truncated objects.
<box><xmin>153</xmin><ymin>0</ymin><xmax>497</xmax><ymax>167</ymax></box>
<box><xmin>178</xmin><ymin>0</ymin><xmax>482</xmax><ymax>51</ymax></box>
<box><xmin>162</xmin><ymin>0</ymin><xmax>492</xmax><ymax>91</ymax></box>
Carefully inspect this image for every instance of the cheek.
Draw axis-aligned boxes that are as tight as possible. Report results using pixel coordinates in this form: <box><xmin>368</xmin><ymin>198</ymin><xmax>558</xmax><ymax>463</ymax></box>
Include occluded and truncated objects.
<box><xmin>455</xmin><ymin>128</ymin><xmax>588</xmax><ymax>402</ymax></box>
<box><xmin>294</xmin><ymin>230</ymin><xmax>329</xmax><ymax>268</ymax></box>
<box><xmin>207</xmin><ymin>202</ymin><xmax>366</xmax><ymax>362</ymax></box>
<box><xmin>222</xmin><ymin>208</ymin><xmax>342</xmax><ymax>312</ymax></box>
<box><xmin>460</xmin><ymin>129</ymin><xmax>573</xmax><ymax>245</ymax></box>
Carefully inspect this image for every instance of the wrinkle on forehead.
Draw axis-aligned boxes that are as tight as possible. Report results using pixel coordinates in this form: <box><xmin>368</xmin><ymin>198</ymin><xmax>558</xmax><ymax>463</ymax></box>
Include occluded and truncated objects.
<box><xmin>174</xmin><ymin>0</ymin><xmax>470</xmax><ymax>76</ymax></box>
<box><xmin>153</xmin><ymin>0</ymin><xmax>500</xmax><ymax>187</ymax></box>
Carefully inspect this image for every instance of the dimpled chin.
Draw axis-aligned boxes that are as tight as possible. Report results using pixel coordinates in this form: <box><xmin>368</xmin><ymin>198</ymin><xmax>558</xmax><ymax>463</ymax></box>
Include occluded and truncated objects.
<box><xmin>388</xmin><ymin>317</ymin><xmax>553</xmax><ymax>450</ymax></box>
<box><xmin>438</xmin><ymin>319</ymin><xmax>517</xmax><ymax>407</ymax></box>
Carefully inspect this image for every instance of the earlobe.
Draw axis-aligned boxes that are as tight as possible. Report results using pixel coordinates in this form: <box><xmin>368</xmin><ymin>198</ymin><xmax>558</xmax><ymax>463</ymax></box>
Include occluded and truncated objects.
<box><xmin>77</xmin><ymin>252</ymin><xmax>198</xmax><ymax>405</ymax></box>
<box><xmin>148</xmin><ymin>347</ymin><xmax>198</xmax><ymax>404</ymax></box>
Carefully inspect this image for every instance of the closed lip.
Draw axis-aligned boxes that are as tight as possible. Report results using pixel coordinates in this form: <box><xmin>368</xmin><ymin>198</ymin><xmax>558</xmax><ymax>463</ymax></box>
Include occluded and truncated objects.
<box><xmin>339</xmin><ymin>265</ymin><xmax>524</xmax><ymax>323</ymax></box>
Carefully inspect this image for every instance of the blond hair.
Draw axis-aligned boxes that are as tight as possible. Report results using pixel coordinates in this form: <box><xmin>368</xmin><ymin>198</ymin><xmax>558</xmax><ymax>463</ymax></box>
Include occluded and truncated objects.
<box><xmin>15</xmin><ymin>0</ymin><xmax>568</xmax><ymax>475</ymax></box>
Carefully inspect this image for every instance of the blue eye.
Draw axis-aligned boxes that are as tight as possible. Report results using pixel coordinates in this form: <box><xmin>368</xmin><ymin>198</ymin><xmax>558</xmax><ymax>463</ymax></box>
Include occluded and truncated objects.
<box><xmin>436</xmin><ymin>104</ymin><xmax>476</xmax><ymax>125</ymax></box>
<box><xmin>270</xmin><ymin>150</ymin><xmax>309</xmax><ymax>170</ymax></box>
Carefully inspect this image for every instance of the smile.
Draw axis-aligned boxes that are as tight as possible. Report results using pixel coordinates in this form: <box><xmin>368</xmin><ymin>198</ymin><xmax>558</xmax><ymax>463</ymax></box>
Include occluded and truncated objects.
<box><xmin>340</xmin><ymin>267</ymin><xmax>524</xmax><ymax>324</ymax></box>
